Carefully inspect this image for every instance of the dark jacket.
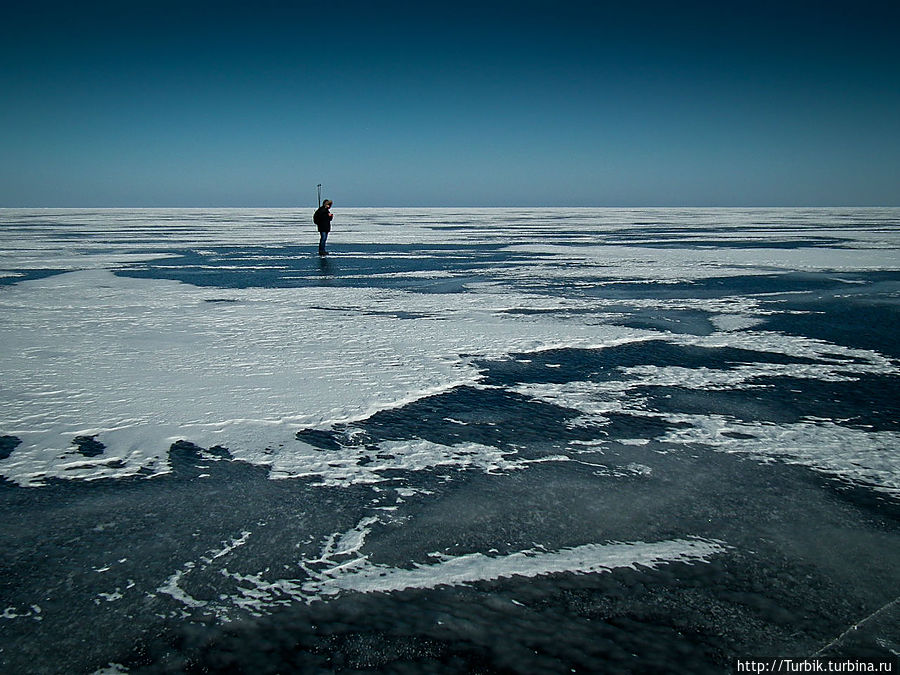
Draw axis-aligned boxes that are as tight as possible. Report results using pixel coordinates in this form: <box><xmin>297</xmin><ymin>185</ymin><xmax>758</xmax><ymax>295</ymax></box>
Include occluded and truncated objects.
<box><xmin>313</xmin><ymin>206</ymin><xmax>332</xmax><ymax>232</ymax></box>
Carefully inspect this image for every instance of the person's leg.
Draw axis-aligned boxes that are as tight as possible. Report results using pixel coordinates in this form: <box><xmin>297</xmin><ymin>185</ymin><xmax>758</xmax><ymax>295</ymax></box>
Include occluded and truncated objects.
<box><xmin>319</xmin><ymin>230</ymin><xmax>328</xmax><ymax>254</ymax></box>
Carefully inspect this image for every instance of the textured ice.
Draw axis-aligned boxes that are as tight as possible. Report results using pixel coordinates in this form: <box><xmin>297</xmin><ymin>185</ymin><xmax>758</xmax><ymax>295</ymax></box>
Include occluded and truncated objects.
<box><xmin>1</xmin><ymin>208</ymin><xmax>898</xmax><ymax>495</ymax></box>
<box><xmin>152</xmin><ymin>515</ymin><xmax>727</xmax><ymax>617</ymax></box>
<box><xmin>237</xmin><ymin>537</ymin><xmax>727</xmax><ymax>607</ymax></box>
<box><xmin>258</xmin><ymin>439</ymin><xmax>529</xmax><ymax>486</ymax></box>
<box><xmin>0</xmin><ymin>208</ymin><xmax>898</xmax><ymax>672</ymax></box>
<box><xmin>0</xmin><ymin>268</ymin><xmax>649</xmax><ymax>485</ymax></box>
<box><xmin>512</xmin><ymin>344</ymin><xmax>899</xmax><ymax>493</ymax></box>
<box><xmin>659</xmin><ymin>418</ymin><xmax>900</xmax><ymax>496</ymax></box>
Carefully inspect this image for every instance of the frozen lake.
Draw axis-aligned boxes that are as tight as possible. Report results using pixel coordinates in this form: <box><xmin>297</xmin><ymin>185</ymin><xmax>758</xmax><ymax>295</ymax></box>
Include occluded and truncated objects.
<box><xmin>1</xmin><ymin>208</ymin><xmax>898</xmax><ymax>673</ymax></box>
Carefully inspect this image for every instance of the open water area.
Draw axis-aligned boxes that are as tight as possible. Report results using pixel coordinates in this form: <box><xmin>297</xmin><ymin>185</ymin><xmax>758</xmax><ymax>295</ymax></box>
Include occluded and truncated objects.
<box><xmin>0</xmin><ymin>208</ymin><xmax>898</xmax><ymax>673</ymax></box>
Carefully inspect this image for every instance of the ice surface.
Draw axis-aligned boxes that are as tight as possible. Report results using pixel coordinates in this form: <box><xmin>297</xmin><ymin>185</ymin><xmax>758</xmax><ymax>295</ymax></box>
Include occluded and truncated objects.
<box><xmin>305</xmin><ymin>537</ymin><xmax>726</xmax><ymax>597</ymax></box>
<box><xmin>660</xmin><ymin>418</ymin><xmax>900</xmax><ymax>496</ymax></box>
<box><xmin>0</xmin><ymin>267</ymin><xmax>650</xmax><ymax>485</ymax></box>
<box><xmin>1</xmin><ymin>208</ymin><xmax>898</xmax><ymax>672</ymax></box>
<box><xmin>147</xmin><ymin>510</ymin><xmax>727</xmax><ymax>616</ymax></box>
<box><xmin>231</xmin><ymin>535</ymin><xmax>728</xmax><ymax>610</ymax></box>
<box><xmin>1</xmin><ymin>208</ymin><xmax>898</xmax><ymax>495</ymax></box>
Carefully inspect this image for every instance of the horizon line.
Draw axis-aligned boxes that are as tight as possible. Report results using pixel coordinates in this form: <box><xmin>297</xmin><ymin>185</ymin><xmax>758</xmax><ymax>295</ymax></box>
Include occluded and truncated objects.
<box><xmin>2</xmin><ymin>204</ymin><xmax>899</xmax><ymax>210</ymax></box>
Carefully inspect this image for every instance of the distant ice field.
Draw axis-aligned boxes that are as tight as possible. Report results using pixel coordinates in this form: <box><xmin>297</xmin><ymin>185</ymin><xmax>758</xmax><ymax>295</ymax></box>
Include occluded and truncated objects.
<box><xmin>2</xmin><ymin>208</ymin><xmax>898</xmax><ymax>494</ymax></box>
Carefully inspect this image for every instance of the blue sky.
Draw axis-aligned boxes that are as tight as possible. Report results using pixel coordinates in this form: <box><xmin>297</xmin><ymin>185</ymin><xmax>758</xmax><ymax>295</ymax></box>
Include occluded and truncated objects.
<box><xmin>1</xmin><ymin>1</ymin><xmax>898</xmax><ymax>207</ymax></box>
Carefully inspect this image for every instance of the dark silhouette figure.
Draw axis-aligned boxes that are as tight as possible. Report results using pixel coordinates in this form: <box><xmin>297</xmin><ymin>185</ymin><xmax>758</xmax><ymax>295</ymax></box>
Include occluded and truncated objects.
<box><xmin>313</xmin><ymin>200</ymin><xmax>333</xmax><ymax>255</ymax></box>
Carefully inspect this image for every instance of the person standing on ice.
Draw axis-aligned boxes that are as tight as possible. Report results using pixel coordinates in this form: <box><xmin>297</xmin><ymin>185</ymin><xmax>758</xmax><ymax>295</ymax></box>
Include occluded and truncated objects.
<box><xmin>313</xmin><ymin>199</ymin><xmax>333</xmax><ymax>256</ymax></box>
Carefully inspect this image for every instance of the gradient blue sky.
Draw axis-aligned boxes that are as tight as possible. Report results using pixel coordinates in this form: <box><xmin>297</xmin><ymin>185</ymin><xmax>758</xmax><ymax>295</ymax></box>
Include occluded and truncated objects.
<box><xmin>2</xmin><ymin>1</ymin><xmax>898</xmax><ymax>207</ymax></box>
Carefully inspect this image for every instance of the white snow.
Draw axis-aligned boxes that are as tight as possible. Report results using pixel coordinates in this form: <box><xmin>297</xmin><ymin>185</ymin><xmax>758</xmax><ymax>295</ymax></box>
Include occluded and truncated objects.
<box><xmin>0</xmin><ymin>267</ymin><xmax>650</xmax><ymax>485</ymax></box>
<box><xmin>155</xmin><ymin>516</ymin><xmax>729</xmax><ymax>616</ymax></box>
<box><xmin>659</xmin><ymin>417</ymin><xmax>900</xmax><ymax>496</ymax></box>
<box><xmin>1</xmin><ymin>208</ymin><xmax>898</xmax><ymax>492</ymax></box>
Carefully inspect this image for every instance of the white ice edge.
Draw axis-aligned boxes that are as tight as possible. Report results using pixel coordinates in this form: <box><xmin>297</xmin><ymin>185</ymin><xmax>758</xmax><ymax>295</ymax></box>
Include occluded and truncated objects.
<box><xmin>517</xmin><ymin>373</ymin><xmax>900</xmax><ymax>496</ymax></box>
<box><xmin>302</xmin><ymin>537</ymin><xmax>728</xmax><ymax>599</ymax></box>
<box><xmin>157</xmin><ymin>515</ymin><xmax>729</xmax><ymax>616</ymax></box>
<box><xmin>659</xmin><ymin>417</ymin><xmax>900</xmax><ymax>496</ymax></box>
